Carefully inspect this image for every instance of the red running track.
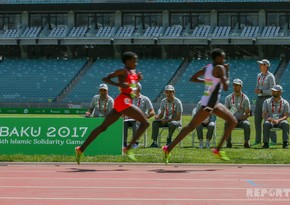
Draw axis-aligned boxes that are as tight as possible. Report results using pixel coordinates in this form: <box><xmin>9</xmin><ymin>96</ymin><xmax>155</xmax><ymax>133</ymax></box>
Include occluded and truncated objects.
<box><xmin>0</xmin><ymin>163</ymin><xmax>290</xmax><ymax>205</ymax></box>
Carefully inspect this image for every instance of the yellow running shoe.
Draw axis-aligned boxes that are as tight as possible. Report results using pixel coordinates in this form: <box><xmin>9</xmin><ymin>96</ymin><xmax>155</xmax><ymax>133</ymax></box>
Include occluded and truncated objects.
<box><xmin>162</xmin><ymin>146</ymin><xmax>172</xmax><ymax>164</ymax></box>
<box><xmin>75</xmin><ymin>146</ymin><xmax>83</xmax><ymax>165</ymax></box>
<box><xmin>123</xmin><ymin>147</ymin><xmax>137</xmax><ymax>161</ymax></box>
<box><xmin>211</xmin><ymin>148</ymin><xmax>230</xmax><ymax>161</ymax></box>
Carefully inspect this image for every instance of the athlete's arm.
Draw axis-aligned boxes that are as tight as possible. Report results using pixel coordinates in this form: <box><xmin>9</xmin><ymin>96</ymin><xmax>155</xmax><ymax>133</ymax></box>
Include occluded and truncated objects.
<box><xmin>102</xmin><ymin>69</ymin><xmax>128</xmax><ymax>88</ymax></box>
<box><xmin>190</xmin><ymin>67</ymin><xmax>205</xmax><ymax>83</ymax></box>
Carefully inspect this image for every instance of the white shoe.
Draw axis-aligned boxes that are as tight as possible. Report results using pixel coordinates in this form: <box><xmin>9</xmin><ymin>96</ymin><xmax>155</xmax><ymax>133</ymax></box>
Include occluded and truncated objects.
<box><xmin>206</xmin><ymin>141</ymin><xmax>211</xmax><ymax>149</ymax></box>
<box><xmin>199</xmin><ymin>142</ymin><xmax>204</xmax><ymax>149</ymax></box>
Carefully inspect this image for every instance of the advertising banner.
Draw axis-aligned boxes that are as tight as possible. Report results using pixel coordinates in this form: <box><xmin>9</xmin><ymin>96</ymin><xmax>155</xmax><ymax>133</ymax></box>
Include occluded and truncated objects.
<box><xmin>0</xmin><ymin>118</ymin><xmax>122</xmax><ymax>155</ymax></box>
<box><xmin>0</xmin><ymin>108</ymin><xmax>87</xmax><ymax>114</ymax></box>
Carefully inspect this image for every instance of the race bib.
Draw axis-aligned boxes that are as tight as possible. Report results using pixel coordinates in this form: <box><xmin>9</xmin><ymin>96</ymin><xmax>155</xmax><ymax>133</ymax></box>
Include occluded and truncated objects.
<box><xmin>272</xmin><ymin>114</ymin><xmax>279</xmax><ymax>120</ymax></box>
<box><xmin>230</xmin><ymin>106</ymin><xmax>238</xmax><ymax>114</ymax></box>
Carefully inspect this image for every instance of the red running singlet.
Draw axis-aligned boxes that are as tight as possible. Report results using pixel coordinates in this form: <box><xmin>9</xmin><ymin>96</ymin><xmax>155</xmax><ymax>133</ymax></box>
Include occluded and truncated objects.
<box><xmin>114</xmin><ymin>68</ymin><xmax>139</xmax><ymax>112</ymax></box>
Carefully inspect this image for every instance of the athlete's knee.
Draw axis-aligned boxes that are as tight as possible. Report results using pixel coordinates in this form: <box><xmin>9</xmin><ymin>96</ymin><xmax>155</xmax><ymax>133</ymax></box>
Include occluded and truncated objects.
<box><xmin>228</xmin><ymin>118</ymin><xmax>238</xmax><ymax>128</ymax></box>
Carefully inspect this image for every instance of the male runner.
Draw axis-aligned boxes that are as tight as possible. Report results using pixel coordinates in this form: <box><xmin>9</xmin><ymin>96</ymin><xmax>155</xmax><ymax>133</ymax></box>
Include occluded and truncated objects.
<box><xmin>75</xmin><ymin>52</ymin><xmax>149</xmax><ymax>164</ymax></box>
<box><xmin>162</xmin><ymin>48</ymin><xmax>237</xmax><ymax>163</ymax></box>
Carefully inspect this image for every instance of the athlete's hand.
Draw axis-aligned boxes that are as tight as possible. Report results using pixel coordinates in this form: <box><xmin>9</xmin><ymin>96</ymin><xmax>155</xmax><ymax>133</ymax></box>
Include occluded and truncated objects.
<box><xmin>85</xmin><ymin>112</ymin><xmax>91</xmax><ymax>117</ymax></box>
<box><xmin>120</xmin><ymin>82</ymin><xmax>129</xmax><ymax>88</ymax></box>
<box><xmin>137</xmin><ymin>72</ymin><xmax>143</xmax><ymax>81</ymax></box>
<box><xmin>224</xmin><ymin>64</ymin><xmax>229</xmax><ymax>72</ymax></box>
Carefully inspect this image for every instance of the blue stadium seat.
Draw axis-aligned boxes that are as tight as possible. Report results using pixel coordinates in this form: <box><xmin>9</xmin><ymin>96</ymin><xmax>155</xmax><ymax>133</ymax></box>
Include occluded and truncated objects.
<box><xmin>0</xmin><ymin>59</ymin><xmax>86</xmax><ymax>102</ymax></box>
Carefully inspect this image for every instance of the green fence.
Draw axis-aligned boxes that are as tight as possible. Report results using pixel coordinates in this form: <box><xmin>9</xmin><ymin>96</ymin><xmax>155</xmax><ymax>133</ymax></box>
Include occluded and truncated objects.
<box><xmin>0</xmin><ymin>118</ymin><xmax>122</xmax><ymax>155</ymax></box>
<box><xmin>0</xmin><ymin>108</ymin><xmax>87</xmax><ymax>114</ymax></box>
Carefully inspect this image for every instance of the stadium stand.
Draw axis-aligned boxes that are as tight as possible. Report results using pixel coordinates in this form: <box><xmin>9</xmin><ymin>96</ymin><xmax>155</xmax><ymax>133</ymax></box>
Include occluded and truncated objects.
<box><xmin>261</xmin><ymin>26</ymin><xmax>280</xmax><ymax>37</ymax></box>
<box><xmin>163</xmin><ymin>25</ymin><xmax>183</xmax><ymax>37</ymax></box>
<box><xmin>174</xmin><ymin>59</ymin><xmax>208</xmax><ymax>103</ymax></box>
<box><xmin>0</xmin><ymin>59</ymin><xmax>87</xmax><ymax>102</ymax></box>
<box><xmin>68</xmin><ymin>26</ymin><xmax>88</xmax><ymax>37</ymax></box>
<box><xmin>143</xmin><ymin>27</ymin><xmax>163</xmax><ymax>37</ymax></box>
<box><xmin>3</xmin><ymin>29</ymin><xmax>20</xmax><ymax>38</ymax></box>
<box><xmin>48</xmin><ymin>25</ymin><xmax>69</xmax><ymax>38</ymax></box>
<box><xmin>115</xmin><ymin>27</ymin><xmax>135</xmax><ymax>37</ymax></box>
<box><xmin>8</xmin><ymin>0</ymin><xmax>91</xmax><ymax>3</ymax></box>
<box><xmin>95</xmin><ymin>27</ymin><xmax>116</xmax><ymax>37</ymax></box>
<box><xmin>64</xmin><ymin>59</ymin><xmax>122</xmax><ymax>103</ymax></box>
<box><xmin>211</xmin><ymin>26</ymin><xmax>231</xmax><ymax>37</ymax></box>
<box><xmin>192</xmin><ymin>26</ymin><xmax>211</xmax><ymax>37</ymax></box>
<box><xmin>64</xmin><ymin>59</ymin><xmax>182</xmax><ymax>103</ymax></box>
<box><xmin>21</xmin><ymin>27</ymin><xmax>41</xmax><ymax>38</ymax></box>
<box><xmin>138</xmin><ymin>59</ymin><xmax>182</xmax><ymax>100</ymax></box>
<box><xmin>280</xmin><ymin>62</ymin><xmax>290</xmax><ymax>101</ymax></box>
<box><xmin>240</xmin><ymin>26</ymin><xmax>260</xmax><ymax>37</ymax></box>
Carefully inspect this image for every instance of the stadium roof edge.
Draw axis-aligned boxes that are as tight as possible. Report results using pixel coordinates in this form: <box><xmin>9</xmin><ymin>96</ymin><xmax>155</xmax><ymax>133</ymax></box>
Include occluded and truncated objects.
<box><xmin>0</xmin><ymin>2</ymin><xmax>290</xmax><ymax>11</ymax></box>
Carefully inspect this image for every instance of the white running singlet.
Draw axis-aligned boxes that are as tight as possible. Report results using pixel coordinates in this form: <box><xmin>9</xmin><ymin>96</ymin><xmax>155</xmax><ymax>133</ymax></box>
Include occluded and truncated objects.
<box><xmin>200</xmin><ymin>64</ymin><xmax>223</xmax><ymax>108</ymax></box>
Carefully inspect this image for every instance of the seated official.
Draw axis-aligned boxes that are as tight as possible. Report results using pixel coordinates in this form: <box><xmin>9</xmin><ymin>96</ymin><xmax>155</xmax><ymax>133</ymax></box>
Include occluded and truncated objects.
<box><xmin>150</xmin><ymin>85</ymin><xmax>183</xmax><ymax>148</ymax></box>
<box><xmin>193</xmin><ymin>101</ymin><xmax>216</xmax><ymax>149</ymax></box>
<box><xmin>123</xmin><ymin>83</ymin><xmax>155</xmax><ymax>147</ymax></box>
<box><xmin>262</xmin><ymin>85</ymin><xmax>289</xmax><ymax>149</ymax></box>
<box><xmin>224</xmin><ymin>79</ymin><xmax>251</xmax><ymax>148</ymax></box>
<box><xmin>85</xmin><ymin>84</ymin><xmax>114</xmax><ymax>118</ymax></box>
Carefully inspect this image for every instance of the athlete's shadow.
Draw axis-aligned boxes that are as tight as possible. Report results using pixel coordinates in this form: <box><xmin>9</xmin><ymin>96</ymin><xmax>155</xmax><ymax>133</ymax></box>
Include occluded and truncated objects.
<box><xmin>58</xmin><ymin>168</ymin><xmax>129</xmax><ymax>173</ymax></box>
<box><xmin>149</xmin><ymin>169</ymin><xmax>219</xmax><ymax>173</ymax></box>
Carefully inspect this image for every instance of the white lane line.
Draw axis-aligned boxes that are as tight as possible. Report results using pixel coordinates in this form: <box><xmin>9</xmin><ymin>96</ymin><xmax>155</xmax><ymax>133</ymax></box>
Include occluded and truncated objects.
<box><xmin>0</xmin><ymin>197</ymin><xmax>289</xmax><ymax>202</ymax></box>
<box><xmin>0</xmin><ymin>170</ymin><xmax>290</xmax><ymax>175</ymax></box>
<box><xmin>0</xmin><ymin>185</ymin><xmax>251</xmax><ymax>190</ymax></box>
<box><xmin>0</xmin><ymin>177</ymin><xmax>287</xmax><ymax>181</ymax></box>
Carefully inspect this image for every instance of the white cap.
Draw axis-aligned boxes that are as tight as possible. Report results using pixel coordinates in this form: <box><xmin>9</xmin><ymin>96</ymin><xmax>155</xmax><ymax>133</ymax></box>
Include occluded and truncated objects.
<box><xmin>99</xmin><ymin>84</ymin><xmax>108</xmax><ymax>90</ymax></box>
<box><xmin>257</xmin><ymin>59</ymin><xmax>271</xmax><ymax>67</ymax></box>
<box><xmin>233</xmin><ymin>78</ymin><xmax>243</xmax><ymax>86</ymax></box>
<box><xmin>272</xmin><ymin>85</ymin><xmax>283</xmax><ymax>92</ymax></box>
<box><xmin>165</xmin><ymin>85</ymin><xmax>175</xmax><ymax>91</ymax></box>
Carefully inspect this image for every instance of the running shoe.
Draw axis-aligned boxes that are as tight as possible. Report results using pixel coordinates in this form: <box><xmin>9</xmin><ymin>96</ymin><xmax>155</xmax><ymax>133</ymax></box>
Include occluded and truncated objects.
<box><xmin>123</xmin><ymin>147</ymin><xmax>137</xmax><ymax>161</ymax></box>
<box><xmin>162</xmin><ymin>145</ymin><xmax>171</xmax><ymax>164</ymax></box>
<box><xmin>75</xmin><ymin>146</ymin><xmax>83</xmax><ymax>165</ymax></box>
<box><xmin>211</xmin><ymin>148</ymin><xmax>230</xmax><ymax>161</ymax></box>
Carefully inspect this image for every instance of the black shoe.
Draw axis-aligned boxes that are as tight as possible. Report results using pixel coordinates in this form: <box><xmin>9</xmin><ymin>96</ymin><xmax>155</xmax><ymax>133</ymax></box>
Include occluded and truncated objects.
<box><xmin>244</xmin><ymin>142</ymin><xmax>251</xmax><ymax>148</ymax></box>
<box><xmin>149</xmin><ymin>142</ymin><xmax>159</xmax><ymax>148</ymax></box>
<box><xmin>166</xmin><ymin>138</ymin><xmax>172</xmax><ymax>146</ymax></box>
<box><xmin>283</xmin><ymin>141</ymin><xmax>288</xmax><ymax>149</ymax></box>
<box><xmin>226</xmin><ymin>142</ymin><xmax>232</xmax><ymax>148</ymax></box>
<box><xmin>262</xmin><ymin>143</ymin><xmax>269</xmax><ymax>149</ymax></box>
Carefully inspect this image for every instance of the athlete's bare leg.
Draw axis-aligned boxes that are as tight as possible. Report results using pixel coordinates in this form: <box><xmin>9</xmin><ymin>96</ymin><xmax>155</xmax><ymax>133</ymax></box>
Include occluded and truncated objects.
<box><xmin>212</xmin><ymin>103</ymin><xmax>238</xmax><ymax>150</ymax></box>
<box><xmin>79</xmin><ymin>109</ymin><xmax>122</xmax><ymax>152</ymax></box>
<box><xmin>121</xmin><ymin>106</ymin><xmax>149</xmax><ymax>149</ymax></box>
<box><xmin>167</xmin><ymin>108</ymin><xmax>210</xmax><ymax>153</ymax></box>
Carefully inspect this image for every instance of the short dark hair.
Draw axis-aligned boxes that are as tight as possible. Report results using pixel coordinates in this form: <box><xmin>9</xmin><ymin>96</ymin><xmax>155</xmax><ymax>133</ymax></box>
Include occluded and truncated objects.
<box><xmin>122</xmin><ymin>51</ymin><xmax>137</xmax><ymax>64</ymax></box>
<box><xmin>211</xmin><ymin>48</ymin><xmax>225</xmax><ymax>60</ymax></box>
